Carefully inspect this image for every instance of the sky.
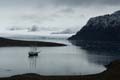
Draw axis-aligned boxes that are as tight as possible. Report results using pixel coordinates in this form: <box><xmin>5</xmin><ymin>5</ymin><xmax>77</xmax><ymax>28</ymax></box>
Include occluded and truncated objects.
<box><xmin>0</xmin><ymin>0</ymin><xmax>119</xmax><ymax>31</ymax></box>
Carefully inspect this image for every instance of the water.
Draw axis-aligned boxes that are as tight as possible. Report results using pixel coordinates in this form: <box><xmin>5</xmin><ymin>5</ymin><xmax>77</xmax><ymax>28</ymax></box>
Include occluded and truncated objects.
<box><xmin>0</xmin><ymin>40</ymin><xmax>120</xmax><ymax>77</ymax></box>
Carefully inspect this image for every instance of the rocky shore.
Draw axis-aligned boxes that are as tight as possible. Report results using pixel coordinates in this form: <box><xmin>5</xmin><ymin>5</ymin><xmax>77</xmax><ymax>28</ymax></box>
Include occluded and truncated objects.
<box><xmin>0</xmin><ymin>60</ymin><xmax>120</xmax><ymax>80</ymax></box>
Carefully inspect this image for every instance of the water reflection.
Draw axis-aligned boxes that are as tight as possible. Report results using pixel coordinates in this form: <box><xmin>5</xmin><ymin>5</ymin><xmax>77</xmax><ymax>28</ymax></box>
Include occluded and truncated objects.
<box><xmin>0</xmin><ymin>41</ymin><xmax>118</xmax><ymax>77</ymax></box>
<box><xmin>69</xmin><ymin>40</ymin><xmax>120</xmax><ymax>65</ymax></box>
<box><xmin>28</xmin><ymin>56</ymin><xmax>38</xmax><ymax>71</ymax></box>
<box><xmin>84</xmin><ymin>49</ymin><xmax>120</xmax><ymax>65</ymax></box>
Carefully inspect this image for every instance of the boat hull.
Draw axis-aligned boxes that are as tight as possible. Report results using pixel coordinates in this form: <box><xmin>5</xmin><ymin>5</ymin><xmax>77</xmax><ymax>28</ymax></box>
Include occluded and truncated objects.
<box><xmin>28</xmin><ymin>52</ymin><xmax>39</xmax><ymax>57</ymax></box>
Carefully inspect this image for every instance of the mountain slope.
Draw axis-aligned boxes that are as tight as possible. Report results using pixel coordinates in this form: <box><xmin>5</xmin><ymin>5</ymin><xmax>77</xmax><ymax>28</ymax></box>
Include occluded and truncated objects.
<box><xmin>69</xmin><ymin>10</ymin><xmax>120</xmax><ymax>41</ymax></box>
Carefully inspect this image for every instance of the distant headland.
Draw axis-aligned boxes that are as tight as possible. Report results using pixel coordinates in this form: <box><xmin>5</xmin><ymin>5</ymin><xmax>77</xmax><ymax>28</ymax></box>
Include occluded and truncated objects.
<box><xmin>0</xmin><ymin>37</ymin><xmax>66</xmax><ymax>47</ymax></box>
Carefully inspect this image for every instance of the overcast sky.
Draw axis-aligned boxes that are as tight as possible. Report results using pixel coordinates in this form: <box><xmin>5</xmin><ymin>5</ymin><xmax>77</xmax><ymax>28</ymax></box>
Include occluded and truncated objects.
<box><xmin>0</xmin><ymin>0</ymin><xmax>119</xmax><ymax>30</ymax></box>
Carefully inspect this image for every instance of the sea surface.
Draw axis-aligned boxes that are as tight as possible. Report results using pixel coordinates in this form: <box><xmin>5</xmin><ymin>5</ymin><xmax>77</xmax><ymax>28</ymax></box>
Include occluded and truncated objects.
<box><xmin>0</xmin><ymin>40</ymin><xmax>120</xmax><ymax>77</ymax></box>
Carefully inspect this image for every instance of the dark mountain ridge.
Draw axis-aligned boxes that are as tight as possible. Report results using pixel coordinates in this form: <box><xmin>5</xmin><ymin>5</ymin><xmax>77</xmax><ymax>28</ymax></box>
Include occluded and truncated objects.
<box><xmin>69</xmin><ymin>10</ymin><xmax>120</xmax><ymax>50</ymax></box>
<box><xmin>69</xmin><ymin>10</ymin><xmax>120</xmax><ymax>41</ymax></box>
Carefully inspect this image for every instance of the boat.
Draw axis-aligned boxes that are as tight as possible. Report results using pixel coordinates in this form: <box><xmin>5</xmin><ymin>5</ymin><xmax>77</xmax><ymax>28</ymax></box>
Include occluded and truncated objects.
<box><xmin>28</xmin><ymin>47</ymin><xmax>40</xmax><ymax>57</ymax></box>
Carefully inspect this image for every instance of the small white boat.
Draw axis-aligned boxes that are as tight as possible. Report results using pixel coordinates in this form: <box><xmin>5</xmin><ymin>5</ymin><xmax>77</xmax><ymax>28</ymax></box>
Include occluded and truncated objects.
<box><xmin>28</xmin><ymin>47</ymin><xmax>40</xmax><ymax>57</ymax></box>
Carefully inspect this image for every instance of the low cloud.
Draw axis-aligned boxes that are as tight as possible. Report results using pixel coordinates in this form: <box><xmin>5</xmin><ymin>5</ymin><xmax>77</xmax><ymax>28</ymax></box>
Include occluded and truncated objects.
<box><xmin>0</xmin><ymin>0</ymin><xmax>119</xmax><ymax>30</ymax></box>
<box><xmin>0</xmin><ymin>0</ymin><xmax>120</xmax><ymax>8</ymax></box>
<box><xmin>53</xmin><ymin>0</ymin><xmax>120</xmax><ymax>7</ymax></box>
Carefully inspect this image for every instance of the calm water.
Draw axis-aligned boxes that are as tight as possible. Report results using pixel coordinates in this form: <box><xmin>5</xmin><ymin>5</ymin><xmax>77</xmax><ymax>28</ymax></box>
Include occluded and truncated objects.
<box><xmin>0</xmin><ymin>40</ymin><xmax>120</xmax><ymax>77</ymax></box>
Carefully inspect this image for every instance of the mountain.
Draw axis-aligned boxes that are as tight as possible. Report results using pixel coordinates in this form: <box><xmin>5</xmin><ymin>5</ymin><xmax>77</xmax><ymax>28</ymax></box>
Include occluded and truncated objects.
<box><xmin>52</xmin><ymin>29</ymin><xmax>75</xmax><ymax>34</ymax></box>
<box><xmin>52</xmin><ymin>27</ymin><xmax>80</xmax><ymax>34</ymax></box>
<box><xmin>69</xmin><ymin>10</ymin><xmax>120</xmax><ymax>41</ymax></box>
<box><xmin>69</xmin><ymin>10</ymin><xmax>120</xmax><ymax>50</ymax></box>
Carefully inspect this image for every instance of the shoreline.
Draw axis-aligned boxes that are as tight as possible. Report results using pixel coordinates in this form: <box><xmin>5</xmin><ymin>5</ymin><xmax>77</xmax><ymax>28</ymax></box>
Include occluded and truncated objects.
<box><xmin>0</xmin><ymin>37</ymin><xmax>66</xmax><ymax>47</ymax></box>
<box><xmin>0</xmin><ymin>60</ymin><xmax>120</xmax><ymax>80</ymax></box>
